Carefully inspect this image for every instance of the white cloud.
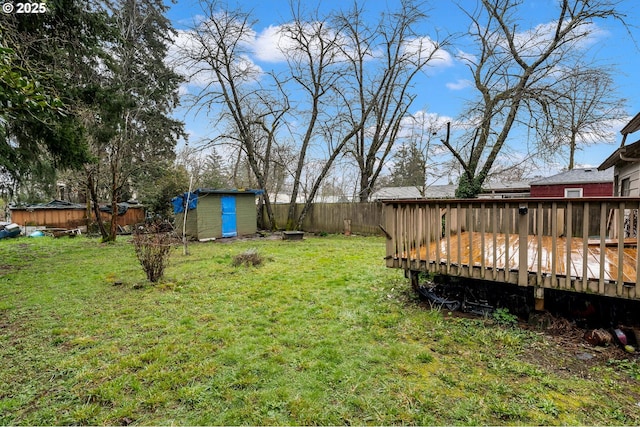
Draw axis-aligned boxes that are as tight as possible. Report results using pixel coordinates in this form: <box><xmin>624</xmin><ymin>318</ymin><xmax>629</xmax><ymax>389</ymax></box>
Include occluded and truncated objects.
<box><xmin>397</xmin><ymin>110</ymin><xmax>454</xmax><ymax>139</ymax></box>
<box><xmin>446</xmin><ymin>79</ymin><xmax>473</xmax><ymax>90</ymax></box>
<box><xmin>169</xmin><ymin>24</ymin><xmax>263</xmax><ymax>91</ymax></box>
<box><xmin>252</xmin><ymin>25</ymin><xmax>288</xmax><ymax>63</ymax></box>
<box><xmin>403</xmin><ymin>36</ymin><xmax>454</xmax><ymax>69</ymax></box>
<box><xmin>501</xmin><ymin>20</ymin><xmax>607</xmax><ymax>59</ymax></box>
<box><xmin>455</xmin><ymin>49</ymin><xmax>477</xmax><ymax>65</ymax></box>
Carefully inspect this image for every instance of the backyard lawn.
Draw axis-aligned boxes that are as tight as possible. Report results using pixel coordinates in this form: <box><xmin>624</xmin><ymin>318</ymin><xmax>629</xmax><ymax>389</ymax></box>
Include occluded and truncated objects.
<box><xmin>1</xmin><ymin>234</ymin><xmax>639</xmax><ymax>425</ymax></box>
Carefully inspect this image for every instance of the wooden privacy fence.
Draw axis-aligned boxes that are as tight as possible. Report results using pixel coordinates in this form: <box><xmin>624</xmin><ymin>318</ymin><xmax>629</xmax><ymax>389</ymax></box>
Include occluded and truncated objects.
<box><xmin>384</xmin><ymin>198</ymin><xmax>640</xmax><ymax>300</ymax></box>
<box><xmin>266</xmin><ymin>202</ymin><xmax>384</xmax><ymax>235</ymax></box>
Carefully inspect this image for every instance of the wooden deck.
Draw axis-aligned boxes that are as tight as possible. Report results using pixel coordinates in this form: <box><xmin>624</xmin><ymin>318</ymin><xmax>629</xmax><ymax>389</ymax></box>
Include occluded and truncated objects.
<box><xmin>384</xmin><ymin>198</ymin><xmax>640</xmax><ymax>301</ymax></box>
<box><xmin>406</xmin><ymin>231</ymin><xmax>638</xmax><ymax>283</ymax></box>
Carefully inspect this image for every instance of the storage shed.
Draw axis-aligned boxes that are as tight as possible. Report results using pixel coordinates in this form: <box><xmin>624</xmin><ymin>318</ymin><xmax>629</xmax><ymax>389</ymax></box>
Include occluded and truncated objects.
<box><xmin>173</xmin><ymin>189</ymin><xmax>262</xmax><ymax>241</ymax></box>
<box><xmin>10</xmin><ymin>200</ymin><xmax>145</xmax><ymax>230</ymax></box>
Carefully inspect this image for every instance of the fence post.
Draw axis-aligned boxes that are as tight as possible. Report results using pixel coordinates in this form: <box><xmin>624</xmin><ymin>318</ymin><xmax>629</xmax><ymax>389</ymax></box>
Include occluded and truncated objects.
<box><xmin>343</xmin><ymin>219</ymin><xmax>352</xmax><ymax>236</ymax></box>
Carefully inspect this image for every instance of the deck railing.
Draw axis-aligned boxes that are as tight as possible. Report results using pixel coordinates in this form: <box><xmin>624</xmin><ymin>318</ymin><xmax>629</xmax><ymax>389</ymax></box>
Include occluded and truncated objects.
<box><xmin>383</xmin><ymin>198</ymin><xmax>640</xmax><ymax>300</ymax></box>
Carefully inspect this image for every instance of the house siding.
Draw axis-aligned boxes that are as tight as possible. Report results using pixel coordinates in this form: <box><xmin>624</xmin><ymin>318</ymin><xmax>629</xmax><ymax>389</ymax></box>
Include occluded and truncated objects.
<box><xmin>615</xmin><ymin>164</ymin><xmax>640</xmax><ymax>196</ymax></box>
<box><xmin>530</xmin><ymin>183</ymin><xmax>613</xmax><ymax>198</ymax></box>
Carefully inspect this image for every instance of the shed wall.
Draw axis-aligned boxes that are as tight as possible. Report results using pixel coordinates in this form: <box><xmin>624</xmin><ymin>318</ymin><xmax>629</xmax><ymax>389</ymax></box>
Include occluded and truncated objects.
<box><xmin>11</xmin><ymin>206</ymin><xmax>145</xmax><ymax>228</ymax></box>
<box><xmin>235</xmin><ymin>195</ymin><xmax>257</xmax><ymax>235</ymax></box>
<box><xmin>11</xmin><ymin>208</ymin><xmax>87</xmax><ymax>228</ymax></box>
<box><xmin>175</xmin><ymin>209</ymin><xmax>198</xmax><ymax>238</ymax></box>
<box><xmin>99</xmin><ymin>207</ymin><xmax>145</xmax><ymax>226</ymax></box>
<box><xmin>201</xmin><ymin>195</ymin><xmax>222</xmax><ymax>240</ymax></box>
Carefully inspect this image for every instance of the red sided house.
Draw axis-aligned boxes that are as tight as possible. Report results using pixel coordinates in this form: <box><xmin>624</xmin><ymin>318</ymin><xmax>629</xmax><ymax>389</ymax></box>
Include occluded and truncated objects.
<box><xmin>529</xmin><ymin>168</ymin><xmax>613</xmax><ymax>198</ymax></box>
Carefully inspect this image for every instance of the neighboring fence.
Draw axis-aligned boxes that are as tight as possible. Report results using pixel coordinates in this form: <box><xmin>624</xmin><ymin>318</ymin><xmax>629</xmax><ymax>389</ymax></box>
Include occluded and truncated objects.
<box><xmin>266</xmin><ymin>202</ymin><xmax>384</xmax><ymax>235</ymax></box>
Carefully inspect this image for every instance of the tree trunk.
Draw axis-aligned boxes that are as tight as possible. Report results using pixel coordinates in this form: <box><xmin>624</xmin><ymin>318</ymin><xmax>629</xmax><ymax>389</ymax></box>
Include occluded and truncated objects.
<box><xmin>86</xmin><ymin>168</ymin><xmax>108</xmax><ymax>240</ymax></box>
<box><xmin>569</xmin><ymin>133</ymin><xmax>576</xmax><ymax>170</ymax></box>
<box><xmin>108</xmin><ymin>198</ymin><xmax>118</xmax><ymax>242</ymax></box>
<box><xmin>358</xmin><ymin>172</ymin><xmax>371</xmax><ymax>202</ymax></box>
<box><xmin>105</xmin><ymin>169</ymin><xmax>119</xmax><ymax>242</ymax></box>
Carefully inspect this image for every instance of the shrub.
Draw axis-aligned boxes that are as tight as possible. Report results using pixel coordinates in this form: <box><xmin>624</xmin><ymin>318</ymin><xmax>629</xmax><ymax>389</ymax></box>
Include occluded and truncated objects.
<box><xmin>132</xmin><ymin>222</ymin><xmax>176</xmax><ymax>283</ymax></box>
<box><xmin>493</xmin><ymin>307</ymin><xmax>518</xmax><ymax>327</ymax></box>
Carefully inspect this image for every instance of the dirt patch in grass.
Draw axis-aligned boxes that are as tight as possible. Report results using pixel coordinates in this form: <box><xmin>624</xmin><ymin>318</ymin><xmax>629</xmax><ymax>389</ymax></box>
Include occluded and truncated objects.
<box><xmin>419</xmin><ymin>296</ymin><xmax>640</xmax><ymax>380</ymax></box>
<box><xmin>0</xmin><ymin>264</ymin><xmax>19</xmax><ymax>276</ymax></box>
<box><xmin>524</xmin><ymin>317</ymin><xmax>639</xmax><ymax>379</ymax></box>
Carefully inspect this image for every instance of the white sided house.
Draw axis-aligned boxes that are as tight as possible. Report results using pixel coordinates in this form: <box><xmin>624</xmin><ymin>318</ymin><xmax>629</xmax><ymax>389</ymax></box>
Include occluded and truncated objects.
<box><xmin>599</xmin><ymin>112</ymin><xmax>640</xmax><ymax>196</ymax></box>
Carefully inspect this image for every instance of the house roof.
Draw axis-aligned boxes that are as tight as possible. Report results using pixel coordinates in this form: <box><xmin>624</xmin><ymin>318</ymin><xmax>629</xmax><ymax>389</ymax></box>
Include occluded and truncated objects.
<box><xmin>530</xmin><ymin>168</ymin><xmax>613</xmax><ymax>186</ymax></box>
<box><xmin>483</xmin><ymin>180</ymin><xmax>532</xmax><ymax>192</ymax></box>
<box><xmin>598</xmin><ymin>138</ymin><xmax>640</xmax><ymax>171</ymax></box>
<box><xmin>621</xmin><ymin>112</ymin><xmax>640</xmax><ymax>136</ymax></box>
<box><xmin>371</xmin><ymin>181</ymin><xmax>533</xmax><ymax>201</ymax></box>
<box><xmin>371</xmin><ymin>185</ymin><xmax>456</xmax><ymax>200</ymax></box>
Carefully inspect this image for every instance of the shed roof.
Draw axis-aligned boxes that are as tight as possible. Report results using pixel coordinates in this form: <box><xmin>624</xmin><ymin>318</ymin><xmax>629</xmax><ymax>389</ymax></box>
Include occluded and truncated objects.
<box><xmin>197</xmin><ymin>188</ymin><xmax>264</xmax><ymax>195</ymax></box>
<box><xmin>10</xmin><ymin>200</ymin><xmax>143</xmax><ymax>211</ymax></box>
<box><xmin>530</xmin><ymin>168</ymin><xmax>613</xmax><ymax>186</ymax></box>
<box><xmin>10</xmin><ymin>200</ymin><xmax>86</xmax><ymax>210</ymax></box>
<box><xmin>598</xmin><ymin>138</ymin><xmax>640</xmax><ymax>171</ymax></box>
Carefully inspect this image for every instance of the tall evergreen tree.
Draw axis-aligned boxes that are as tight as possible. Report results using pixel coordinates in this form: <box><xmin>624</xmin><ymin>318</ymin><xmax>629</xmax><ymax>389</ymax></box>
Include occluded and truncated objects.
<box><xmin>85</xmin><ymin>0</ymin><xmax>184</xmax><ymax>241</ymax></box>
<box><xmin>1</xmin><ymin>0</ymin><xmax>106</xmax><ymax>198</ymax></box>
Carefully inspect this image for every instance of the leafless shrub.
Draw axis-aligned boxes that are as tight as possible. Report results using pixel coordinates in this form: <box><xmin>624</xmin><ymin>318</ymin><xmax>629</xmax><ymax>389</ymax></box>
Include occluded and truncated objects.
<box><xmin>232</xmin><ymin>248</ymin><xmax>264</xmax><ymax>267</ymax></box>
<box><xmin>132</xmin><ymin>221</ymin><xmax>177</xmax><ymax>283</ymax></box>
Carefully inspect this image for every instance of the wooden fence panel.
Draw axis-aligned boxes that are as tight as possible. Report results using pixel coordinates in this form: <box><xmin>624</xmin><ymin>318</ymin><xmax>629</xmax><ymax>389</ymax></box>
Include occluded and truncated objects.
<box><xmin>267</xmin><ymin>202</ymin><xmax>385</xmax><ymax>235</ymax></box>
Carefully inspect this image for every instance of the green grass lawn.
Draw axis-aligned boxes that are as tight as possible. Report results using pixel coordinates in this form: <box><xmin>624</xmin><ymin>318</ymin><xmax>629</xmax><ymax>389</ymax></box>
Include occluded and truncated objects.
<box><xmin>1</xmin><ymin>234</ymin><xmax>639</xmax><ymax>425</ymax></box>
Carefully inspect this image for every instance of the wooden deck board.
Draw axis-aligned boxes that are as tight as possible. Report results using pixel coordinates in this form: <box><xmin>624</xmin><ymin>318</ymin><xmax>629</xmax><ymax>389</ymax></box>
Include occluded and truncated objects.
<box><xmin>405</xmin><ymin>231</ymin><xmax>637</xmax><ymax>283</ymax></box>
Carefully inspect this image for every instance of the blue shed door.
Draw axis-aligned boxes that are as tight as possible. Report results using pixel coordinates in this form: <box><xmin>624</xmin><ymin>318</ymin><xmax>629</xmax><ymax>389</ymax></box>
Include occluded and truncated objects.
<box><xmin>221</xmin><ymin>195</ymin><xmax>237</xmax><ymax>237</ymax></box>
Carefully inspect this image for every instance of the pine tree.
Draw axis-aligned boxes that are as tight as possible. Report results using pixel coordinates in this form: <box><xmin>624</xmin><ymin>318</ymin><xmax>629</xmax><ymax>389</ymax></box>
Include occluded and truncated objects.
<box><xmin>390</xmin><ymin>143</ymin><xmax>426</xmax><ymax>188</ymax></box>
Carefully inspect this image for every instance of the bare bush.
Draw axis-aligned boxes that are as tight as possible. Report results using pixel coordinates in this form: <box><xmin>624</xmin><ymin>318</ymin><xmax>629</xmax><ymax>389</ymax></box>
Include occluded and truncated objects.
<box><xmin>132</xmin><ymin>222</ymin><xmax>176</xmax><ymax>283</ymax></box>
<box><xmin>232</xmin><ymin>248</ymin><xmax>264</xmax><ymax>267</ymax></box>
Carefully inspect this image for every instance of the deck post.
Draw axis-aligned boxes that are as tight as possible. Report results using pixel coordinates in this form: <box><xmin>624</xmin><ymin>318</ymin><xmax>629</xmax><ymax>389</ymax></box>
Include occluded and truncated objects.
<box><xmin>534</xmin><ymin>286</ymin><xmax>545</xmax><ymax>311</ymax></box>
<box><xmin>518</xmin><ymin>204</ymin><xmax>529</xmax><ymax>286</ymax></box>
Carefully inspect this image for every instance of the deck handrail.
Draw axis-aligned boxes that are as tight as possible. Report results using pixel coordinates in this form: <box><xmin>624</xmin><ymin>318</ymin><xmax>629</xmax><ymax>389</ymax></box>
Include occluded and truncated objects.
<box><xmin>384</xmin><ymin>197</ymin><xmax>640</xmax><ymax>300</ymax></box>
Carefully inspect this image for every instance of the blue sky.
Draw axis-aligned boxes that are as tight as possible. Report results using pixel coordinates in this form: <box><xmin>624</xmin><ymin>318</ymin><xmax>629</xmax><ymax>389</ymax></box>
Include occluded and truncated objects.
<box><xmin>165</xmin><ymin>0</ymin><xmax>640</xmax><ymax>181</ymax></box>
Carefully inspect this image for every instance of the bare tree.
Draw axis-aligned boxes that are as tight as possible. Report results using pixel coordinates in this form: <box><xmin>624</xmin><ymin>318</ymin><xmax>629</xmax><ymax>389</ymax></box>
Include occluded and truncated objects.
<box><xmin>278</xmin><ymin>2</ymin><xmax>348</xmax><ymax>228</ymax></box>
<box><xmin>442</xmin><ymin>0</ymin><xmax>627</xmax><ymax>198</ymax></box>
<box><xmin>178</xmin><ymin>1</ymin><xmax>284</xmax><ymax>229</ymax></box>
<box><xmin>545</xmin><ymin>64</ymin><xmax>626</xmax><ymax>169</ymax></box>
<box><xmin>336</xmin><ymin>0</ymin><xmax>448</xmax><ymax>201</ymax></box>
<box><xmin>272</xmin><ymin>0</ymin><xmax>382</xmax><ymax>229</ymax></box>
